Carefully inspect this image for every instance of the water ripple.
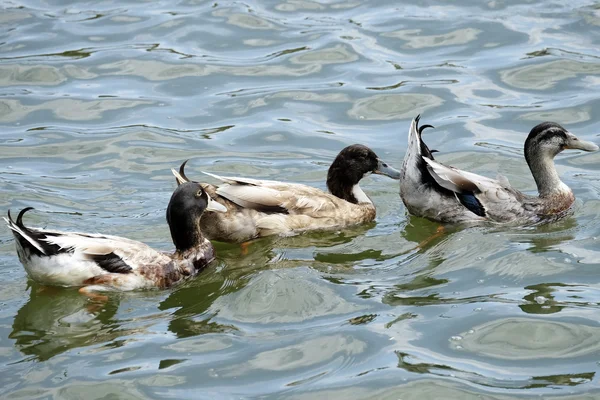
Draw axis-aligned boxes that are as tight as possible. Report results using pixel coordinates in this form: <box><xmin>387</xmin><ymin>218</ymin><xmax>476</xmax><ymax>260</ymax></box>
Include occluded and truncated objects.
<box><xmin>1</xmin><ymin>0</ymin><xmax>600</xmax><ymax>398</ymax></box>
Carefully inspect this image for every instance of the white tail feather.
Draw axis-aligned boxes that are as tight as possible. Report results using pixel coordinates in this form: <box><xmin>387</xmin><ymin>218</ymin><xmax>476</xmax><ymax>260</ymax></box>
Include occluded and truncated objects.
<box><xmin>5</xmin><ymin>218</ymin><xmax>47</xmax><ymax>255</ymax></box>
<box><xmin>408</xmin><ymin>118</ymin><xmax>421</xmax><ymax>156</ymax></box>
<box><xmin>171</xmin><ymin>168</ymin><xmax>187</xmax><ymax>184</ymax></box>
<box><xmin>201</xmin><ymin>170</ymin><xmax>225</xmax><ymax>181</ymax></box>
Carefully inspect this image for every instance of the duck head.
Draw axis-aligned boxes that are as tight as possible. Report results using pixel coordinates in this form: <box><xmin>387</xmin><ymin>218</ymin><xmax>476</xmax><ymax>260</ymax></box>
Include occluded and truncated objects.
<box><xmin>166</xmin><ymin>182</ymin><xmax>226</xmax><ymax>251</ymax></box>
<box><xmin>327</xmin><ymin>144</ymin><xmax>400</xmax><ymax>204</ymax></box>
<box><xmin>525</xmin><ymin>122</ymin><xmax>598</xmax><ymax>159</ymax></box>
<box><xmin>524</xmin><ymin>122</ymin><xmax>598</xmax><ymax>197</ymax></box>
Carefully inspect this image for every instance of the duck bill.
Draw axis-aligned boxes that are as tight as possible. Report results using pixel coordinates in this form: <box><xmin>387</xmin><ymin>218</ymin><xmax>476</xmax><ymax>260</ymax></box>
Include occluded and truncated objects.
<box><xmin>565</xmin><ymin>134</ymin><xmax>599</xmax><ymax>152</ymax></box>
<box><xmin>374</xmin><ymin>159</ymin><xmax>401</xmax><ymax>180</ymax></box>
<box><xmin>206</xmin><ymin>195</ymin><xmax>227</xmax><ymax>213</ymax></box>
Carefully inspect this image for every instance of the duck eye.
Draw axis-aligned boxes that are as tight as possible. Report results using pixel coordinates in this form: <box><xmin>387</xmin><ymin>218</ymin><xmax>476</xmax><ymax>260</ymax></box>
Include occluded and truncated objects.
<box><xmin>196</xmin><ymin>190</ymin><xmax>203</xmax><ymax>197</ymax></box>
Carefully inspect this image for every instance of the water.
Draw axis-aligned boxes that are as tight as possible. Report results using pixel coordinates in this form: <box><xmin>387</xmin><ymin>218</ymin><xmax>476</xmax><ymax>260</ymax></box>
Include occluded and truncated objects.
<box><xmin>1</xmin><ymin>0</ymin><xmax>600</xmax><ymax>398</ymax></box>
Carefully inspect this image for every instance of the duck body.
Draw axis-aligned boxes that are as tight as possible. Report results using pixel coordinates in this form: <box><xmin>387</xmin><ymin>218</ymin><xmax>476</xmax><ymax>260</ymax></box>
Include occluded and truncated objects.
<box><xmin>198</xmin><ymin>176</ymin><xmax>377</xmax><ymax>242</ymax></box>
<box><xmin>173</xmin><ymin>144</ymin><xmax>401</xmax><ymax>243</ymax></box>
<box><xmin>400</xmin><ymin>116</ymin><xmax>598</xmax><ymax>225</ymax></box>
<box><xmin>5</xmin><ymin>182</ymin><xmax>226</xmax><ymax>291</ymax></box>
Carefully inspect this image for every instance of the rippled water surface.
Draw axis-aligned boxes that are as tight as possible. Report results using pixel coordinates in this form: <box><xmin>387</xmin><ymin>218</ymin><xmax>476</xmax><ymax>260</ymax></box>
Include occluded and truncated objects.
<box><xmin>2</xmin><ymin>0</ymin><xmax>600</xmax><ymax>398</ymax></box>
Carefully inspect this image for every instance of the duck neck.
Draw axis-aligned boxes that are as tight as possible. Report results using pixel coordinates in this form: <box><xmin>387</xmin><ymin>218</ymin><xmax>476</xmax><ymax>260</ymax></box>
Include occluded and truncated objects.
<box><xmin>327</xmin><ymin>169</ymin><xmax>371</xmax><ymax>205</ymax></box>
<box><xmin>169</xmin><ymin>211</ymin><xmax>205</xmax><ymax>253</ymax></box>
<box><xmin>526</xmin><ymin>151</ymin><xmax>569</xmax><ymax>198</ymax></box>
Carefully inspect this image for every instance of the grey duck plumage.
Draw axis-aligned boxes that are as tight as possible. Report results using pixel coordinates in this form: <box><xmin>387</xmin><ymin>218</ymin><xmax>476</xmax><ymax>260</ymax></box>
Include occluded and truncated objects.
<box><xmin>399</xmin><ymin>115</ymin><xmax>598</xmax><ymax>224</ymax></box>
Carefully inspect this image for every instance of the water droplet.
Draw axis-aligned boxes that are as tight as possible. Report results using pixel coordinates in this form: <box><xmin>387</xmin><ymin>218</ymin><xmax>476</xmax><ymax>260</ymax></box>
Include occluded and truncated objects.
<box><xmin>477</xmin><ymin>279</ymin><xmax>484</xmax><ymax>284</ymax></box>
<box><xmin>359</xmin><ymin>115</ymin><xmax>365</xmax><ymax>119</ymax></box>
<box><xmin>467</xmin><ymin>329</ymin><xmax>475</xmax><ymax>334</ymax></box>
<box><xmin>473</xmin><ymin>307</ymin><xmax>483</xmax><ymax>312</ymax></box>
<box><xmin>450</xmin><ymin>335</ymin><xmax>463</xmax><ymax>341</ymax></box>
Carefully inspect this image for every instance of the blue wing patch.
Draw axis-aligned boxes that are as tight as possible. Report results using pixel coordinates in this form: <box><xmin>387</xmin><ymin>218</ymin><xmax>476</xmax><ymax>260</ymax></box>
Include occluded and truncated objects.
<box><xmin>457</xmin><ymin>192</ymin><xmax>486</xmax><ymax>217</ymax></box>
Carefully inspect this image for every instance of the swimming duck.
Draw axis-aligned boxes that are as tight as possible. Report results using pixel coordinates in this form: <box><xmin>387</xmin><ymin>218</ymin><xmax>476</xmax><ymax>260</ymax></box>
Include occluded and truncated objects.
<box><xmin>4</xmin><ymin>182</ymin><xmax>227</xmax><ymax>292</ymax></box>
<box><xmin>172</xmin><ymin>144</ymin><xmax>401</xmax><ymax>242</ymax></box>
<box><xmin>400</xmin><ymin>115</ymin><xmax>598</xmax><ymax>224</ymax></box>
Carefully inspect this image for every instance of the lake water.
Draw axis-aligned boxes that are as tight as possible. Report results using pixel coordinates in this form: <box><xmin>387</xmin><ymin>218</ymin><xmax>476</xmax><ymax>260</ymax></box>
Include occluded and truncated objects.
<box><xmin>1</xmin><ymin>0</ymin><xmax>600</xmax><ymax>398</ymax></box>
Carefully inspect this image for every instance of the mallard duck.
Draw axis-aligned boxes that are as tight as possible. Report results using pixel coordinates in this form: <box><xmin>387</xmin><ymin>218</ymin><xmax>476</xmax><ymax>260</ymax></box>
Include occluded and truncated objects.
<box><xmin>171</xmin><ymin>144</ymin><xmax>401</xmax><ymax>242</ymax></box>
<box><xmin>4</xmin><ymin>182</ymin><xmax>227</xmax><ymax>292</ymax></box>
<box><xmin>400</xmin><ymin>115</ymin><xmax>598</xmax><ymax>224</ymax></box>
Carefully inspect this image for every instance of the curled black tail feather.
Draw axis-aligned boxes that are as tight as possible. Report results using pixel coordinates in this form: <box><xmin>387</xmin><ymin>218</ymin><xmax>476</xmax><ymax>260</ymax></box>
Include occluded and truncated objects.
<box><xmin>419</xmin><ymin>124</ymin><xmax>435</xmax><ymax>135</ymax></box>
<box><xmin>8</xmin><ymin>207</ymin><xmax>63</xmax><ymax>257</ymax></box>
<box><xmin>179</xmin><ymin>160</ymin><xmax>192</xmax><ymax>182</ymax></box>
<box><xmin>16</xmin><ymin>207</ymin><xmax>35</xmax><ymax>228</ymax></box>
<box><xmin>414</xmin><ymin>115</ymin><xmax>437</xmax><ymax>159</ymax></box>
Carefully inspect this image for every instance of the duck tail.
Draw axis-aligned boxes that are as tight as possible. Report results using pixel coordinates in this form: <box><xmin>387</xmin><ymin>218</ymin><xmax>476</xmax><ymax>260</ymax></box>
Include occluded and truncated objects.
<box><xmin>410</xmin><ymin>114</ymin><xmax>436</xmax><ymax>159</ymax></box>
<box><xmin>5</xmin><ymin>208</ymin><xmax>47</xmax><ymax>256</ymax></box>
<box><xmin>172</xmin><ymin>160</ymin><xmax>191</xmax><ymax>186</ymax></box>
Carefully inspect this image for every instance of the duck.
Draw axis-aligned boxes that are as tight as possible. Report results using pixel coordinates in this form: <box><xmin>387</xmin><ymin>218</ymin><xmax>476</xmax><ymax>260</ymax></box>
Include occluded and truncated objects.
<box><xmin>171</xmin><ymin>144</ymin><xmax>401</xmax><ymax>243</ymax></box>
<box><xmin>4</xmin><ymin>182</ymin><xmax>227</xmax><ymax>292</ymax></box>
<box><xmin>399</xmin><ymin>115</ymin><xmax>598</xmax><ymax>224</ymax></box>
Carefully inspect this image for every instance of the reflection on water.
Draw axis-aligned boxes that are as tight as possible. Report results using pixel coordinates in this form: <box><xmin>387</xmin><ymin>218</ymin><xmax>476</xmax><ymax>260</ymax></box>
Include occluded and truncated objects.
<box><xmin>209</xmin><ymin>268</ymin><xmax>366</xmax><ymax>324</ymax></box>
<box><xmin>1</xmin><ymin>0</ymin><xmax>600</xmax><ymax>398</ymax></box>
<box><xmin>10</xmin><ymin>285</ymin><xmax>120</xmax><ymax>361</ymax></box>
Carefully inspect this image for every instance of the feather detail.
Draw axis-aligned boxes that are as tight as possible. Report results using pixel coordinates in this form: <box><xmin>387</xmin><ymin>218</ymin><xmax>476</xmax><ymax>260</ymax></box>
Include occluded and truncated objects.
<box><xmin>5</xmin><ymin>208</ymin><xmax>57</xmax><ymax>256</ymax></box>
<box><xmin>215</xmin><ymin>184</ymin><xmax>289</xmax><ymax>214</ymax></box>
<box><xmin>455</xmin><ymin>192</ymin><xmax>486</xmax><ymax>217</ymax></box>
<box><xmin>422</xmin><ymin>157</ymin><xmax>480</xmax><ymax>193</ymax></box>
<box><xmin>4</xmin><ymin>207</ymin><xmax>46</xmax><ymax>255</ymax></box>
<box><xmin>88</xmin><ymin>252</ymin><xmax>133</xmax><ymax>274</ymax></box>
<box><xmin>203</xmin><ymin>172</ymin><xmax>341</xmax><ymax>216</ymax></box>
<box><xmin>202</xmin><ymin>171</ymin><xmax>281</xmax><ymax>186</ymax></box>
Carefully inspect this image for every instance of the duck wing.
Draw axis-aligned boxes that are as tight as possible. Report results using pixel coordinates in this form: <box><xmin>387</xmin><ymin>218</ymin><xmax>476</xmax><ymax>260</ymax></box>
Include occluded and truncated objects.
<box><xmin>43</xmin><ymin>232</ymin><xmax>166</xmax><ymax>273</ymax></box>
<box><xmin>202</xmin><ymin>171</ymin><xmax>338</xmax><ymax>215</ymax></box>
<box><xmin>422</xmin><ymin>157</ymin><xmax>520</xmax><ymax>217</ymax></box>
